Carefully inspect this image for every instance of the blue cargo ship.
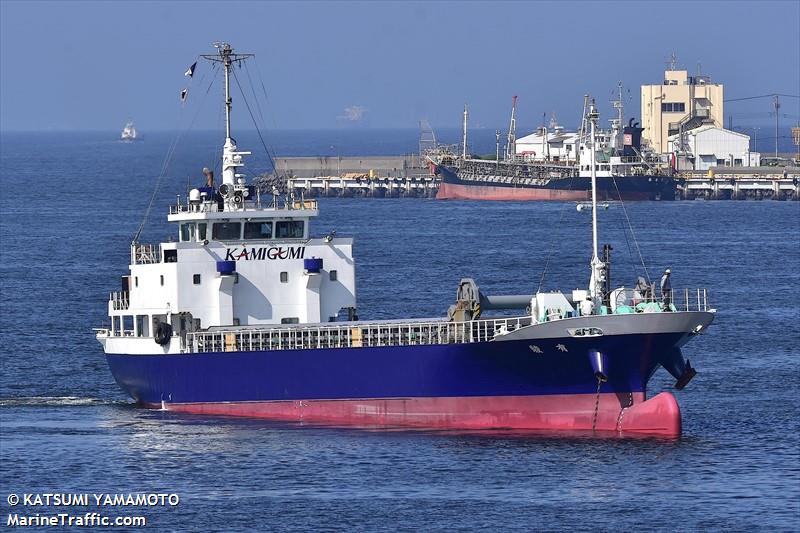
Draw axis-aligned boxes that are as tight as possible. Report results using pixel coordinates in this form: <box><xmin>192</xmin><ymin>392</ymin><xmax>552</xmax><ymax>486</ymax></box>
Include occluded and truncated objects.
<box><xmin>97</xmin><ymin>43</ymin><xmax>715</xmax><ymax>436</ymax></box>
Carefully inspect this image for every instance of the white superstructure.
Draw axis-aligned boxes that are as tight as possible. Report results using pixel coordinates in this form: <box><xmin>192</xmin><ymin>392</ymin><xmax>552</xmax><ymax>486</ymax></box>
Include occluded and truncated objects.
<box><xmin>99</xmin><ymin>43</ymin><xmax>356</xmax><ymax>355</ymax></box>
<box><xmin>121</xmin><ymin>121</ymin><xmax>137</xmax><ymax>141</ymax></box>
<box><xmin>668</xmin><ymin>125</ymin><xmax>760</xmax><ymax>170</ymax></box>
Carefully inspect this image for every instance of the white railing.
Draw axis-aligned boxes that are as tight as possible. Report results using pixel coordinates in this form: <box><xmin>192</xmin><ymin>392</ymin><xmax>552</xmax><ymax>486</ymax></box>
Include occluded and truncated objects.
<box><xmin>109</xmin><ymin>291</ymin><xmax>129</xmax><ymax>310</ymax></box>
<box><xmin>131</xmin><ymin>243</ymin><xmax>159</xmax><ymax>265</ymax></box>
<box><xmin>169</xmin><ymin>198</ymin><xmax>318</xmax><ymax>215</ymax></box>
<box><xmin>185</xmin><ymin>290</ymin><xmax>712</xmax><ymax>354</ymax></box>
<box><xmin>188</xmin><ymin>316</ymin><xmax>531</xmax><ymax>354</ymax></box>
<box><xmin>614</xmin><ymin>287</ymin><xmax>711</xmax><ymax>312</ymax></box>
<box><xmin>170</xmin><ymin>203</ymin><xmax>220</xmax><ymax>214</ymax></box>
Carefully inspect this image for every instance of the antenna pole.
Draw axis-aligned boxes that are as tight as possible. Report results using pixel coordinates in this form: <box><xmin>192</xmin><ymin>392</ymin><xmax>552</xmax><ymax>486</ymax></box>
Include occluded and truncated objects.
<box><xmin>200</xmin><ymin>42</ymin><xmax>254</xmax><ymax>187</ymax></box>
<box><xmin>589</xmin><ymin>102</ymin><xmax>600</xmax><ymax>262</ymax></box>
<box><xmin>495</xmin><ymin>129</ymin><xmax>501</xmax><ymax>168</ymax></box>
<box><xmin>588</xmin><ymin>100</ymin><xmax>604</xmax><ymax>305</ymax></box>
<box><xmin>774</xmin><ymin>95</ymin><xmax>780</xmax><ymax>158</ymax></box>
<box><xmin>222</xmin><ymin>44</ymin><xmax>232</xmax><ymax>140</ymax></box>
<box><xmin>462</xmin><ymin>104</ymin><xmax>468</xmax><ymax>159</ymax></box>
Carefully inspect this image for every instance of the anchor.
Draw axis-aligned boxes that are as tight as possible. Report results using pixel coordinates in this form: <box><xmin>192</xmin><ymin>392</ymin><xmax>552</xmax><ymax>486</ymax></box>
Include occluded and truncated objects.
<box><xmin>660</xmin><ymin>347</ymin><xmax>697</xmax><ymax>390</ymax></box>
<box><xmin>587</xmin><ymin>349</ymin><xmax>608</xmax><ymax>433</ymax></box>
<box><xmin>587</xmin><ymin>349</ymin><xmax>608</xmax><ymax>382</ymax></box>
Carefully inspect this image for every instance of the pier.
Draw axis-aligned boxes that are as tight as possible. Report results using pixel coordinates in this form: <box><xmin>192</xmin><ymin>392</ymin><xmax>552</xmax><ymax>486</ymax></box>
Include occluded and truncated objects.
<box><xmin>279</xmin><ymin>155</ymin><xmax>438</xmax><ymax>197</ymax></box>
<box><xmin>678</xmin><ymin>167</ymin><xmax>799</xmax><ymax>200</ymax></box>
<box><xmin>288</xmin><ymin>174</ymin><xmax>439</xmax><ymax>197</ymax></box>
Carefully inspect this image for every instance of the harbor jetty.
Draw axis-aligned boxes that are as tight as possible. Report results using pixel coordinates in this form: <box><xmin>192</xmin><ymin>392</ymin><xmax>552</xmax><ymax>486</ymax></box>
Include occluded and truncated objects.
<box><xmin>280</xmin><ymin>155</ymin><xmax>438</xmax><ymax>197</ymax></box>
<box><xmin>280</xmin><ymin>154</ymin><xmax>798</xmax><ymax>200</ymax></box>
<box><xmin>678</xmin><ymin>166</ymin><xmax>799</xmax><ymax>200</ymax></box>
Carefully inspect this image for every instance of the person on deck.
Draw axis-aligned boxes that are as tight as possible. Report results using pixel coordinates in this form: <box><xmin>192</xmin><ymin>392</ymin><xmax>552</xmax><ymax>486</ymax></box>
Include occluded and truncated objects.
<box><xmin>203</xmin><ymin>167</ymin><xmax>215</xmax><ymax>189</ymax></box>
<box><xmin>660</xmin><ymin>268</ymin><xmax>672</xmax><ymax>310</ymax></box>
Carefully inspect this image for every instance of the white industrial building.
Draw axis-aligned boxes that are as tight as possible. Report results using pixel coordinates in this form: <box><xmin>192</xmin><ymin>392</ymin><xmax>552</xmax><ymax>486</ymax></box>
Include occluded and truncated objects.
<box><xmin>514</xmin><ymin>127</ymin><xmax>580</xmax><ymax>162</ymax></box>
<box><xmin>668</xmin><ymin>125</ymin><xmax>760</xmax><ymax>170</ymax></box>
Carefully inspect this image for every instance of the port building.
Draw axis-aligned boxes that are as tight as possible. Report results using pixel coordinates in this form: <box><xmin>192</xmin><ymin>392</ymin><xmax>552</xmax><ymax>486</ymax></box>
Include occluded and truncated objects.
<box><xmin>641</xmin><ymin>66</ymin><xmax>724</xmax><ymax>154</ymax></box>
<box><xmin>514</xmin><ymin>126</ymin><xmax>580</xmax><ymax>163</ymax></box>
<box><xmin>668</xmin><ymin>126</ymin><xmax>760</xmax><ymax>170</ymax></box>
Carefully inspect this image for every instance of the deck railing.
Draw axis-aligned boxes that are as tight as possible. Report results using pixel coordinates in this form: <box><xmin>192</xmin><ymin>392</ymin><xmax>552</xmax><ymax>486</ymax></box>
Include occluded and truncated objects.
<box><xmin>614</xmin><ymin>287</ymin><xmax>711</xmax><ymax>312</ymax></box>
<box><xmin>109</xmin><ymin>291</ymin><xmax>129</xmax><ymax>310</ymax></box>
<box><xmin>188</xmin><ymin>316</ymin><xmax>531</xmax><ymax>354</ymax></box>
<box><xmin>131</xmin><ymin>243</ymin><xmax>160</xmax><ymax>265</ymax></box>
<box><xmin>169</xmin><ymin>198</ymin><xmax>318</xmax><ymax>215</ymax></box>
<box><xmin>183</xmin><ymin>289</ymin><xmax>711</xmax><ymax>354</ymax></box>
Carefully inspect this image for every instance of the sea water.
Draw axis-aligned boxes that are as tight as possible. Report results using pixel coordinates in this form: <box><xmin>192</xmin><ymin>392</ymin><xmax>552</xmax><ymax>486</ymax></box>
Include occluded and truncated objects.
<box><xmin>1</xmin><ymin>131</ymin><xmax>798</xmax><ymax>531</ymax></box>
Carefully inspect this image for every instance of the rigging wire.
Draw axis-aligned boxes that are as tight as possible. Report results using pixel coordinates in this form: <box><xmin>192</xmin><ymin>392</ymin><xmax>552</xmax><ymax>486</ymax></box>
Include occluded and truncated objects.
<box><xmin>207</xmin><ymin>97</ymin><xmax>224</xmax><ymax>176</ymax></box>
<box><xmin>132</xmin><ymin>64</ymin><xmax>219</xmax><ymax>243</ymax></box>
<box><xmin>243</xmin><ymin>61</ymin><xmax>266</xmax><ymax>124</ymax></box>
<box><xmin>231</xmin><ymin>66</ymin><xmax>278</xmax><ymax>173</ymax></box>
<box><xmin>610</xmin><ymin>176</ymin><xmax>651</xmax><ymax>284</ymax></box>
<box><xmin>725</xmin><ymin>93</ymin><xmax>799</xmax><ymax>102</ymax></box>
<box><xmin>245</xmin><ymin>59</ymin><xmax>283</xmax><ymax>175</ymax></box>
<box><xmin>252</xmin><ymin>58</ymin><xmax>280</xmax><ymax>131</ymax></box>
<box><xmin>536</xmin><ymin>174</ymin><xmax>575</xmax><ymax>294</ymax></box>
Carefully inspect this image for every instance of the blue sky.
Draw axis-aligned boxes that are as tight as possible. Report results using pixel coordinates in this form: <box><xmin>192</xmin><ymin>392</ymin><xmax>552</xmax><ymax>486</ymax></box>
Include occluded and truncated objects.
<box><xmin>1</xmin><ymin>0</ymin><xmax>798</xmax><ymax>132</ymax></box>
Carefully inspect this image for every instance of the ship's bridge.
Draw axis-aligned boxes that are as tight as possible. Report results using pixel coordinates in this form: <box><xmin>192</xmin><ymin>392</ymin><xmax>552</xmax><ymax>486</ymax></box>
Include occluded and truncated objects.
<box><xmin>167</xmin><ymin>186</ymin><xmax>320</xmax><ymax>243</ymax></box>
<box><xmin>104</xmin><ymin>185</ymin><xmax>355</xmax><ymax>355</ymax></box>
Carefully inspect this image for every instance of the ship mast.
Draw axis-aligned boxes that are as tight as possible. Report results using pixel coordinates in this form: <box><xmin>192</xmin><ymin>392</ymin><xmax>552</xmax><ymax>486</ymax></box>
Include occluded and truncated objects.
<box><xmin>613</xmin><ymin>82</ymin><xmax>624</xmax><ymax>150</ymax></box>
<box><xmin>462</xmin><ymin>104</ymin><xmax>469</xmax><ymax>159</ymax></box>
<box><xmin>588</xmin><ymin>100</ymin><xmax>604</xmax><ymax>305</ymax></box>
<box><xmin>200</xmin><ymin>42</ymin><xmax>254</xmax><ymax>186</ymax></box>
<box><xmin>505</xmin><ymin>95</ymin><xmax>517</xmax><ymax>160</ymax></box>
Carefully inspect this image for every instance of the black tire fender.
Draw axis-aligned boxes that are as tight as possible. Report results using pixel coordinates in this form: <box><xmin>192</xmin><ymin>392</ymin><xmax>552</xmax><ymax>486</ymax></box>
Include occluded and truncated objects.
<box><xmin>154</xmin><ymin>322</ymin><xmax>172</xmax><ymax>346</ymax></box>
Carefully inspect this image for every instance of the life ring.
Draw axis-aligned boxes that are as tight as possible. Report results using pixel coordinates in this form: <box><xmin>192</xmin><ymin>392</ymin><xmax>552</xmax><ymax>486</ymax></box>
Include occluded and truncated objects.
<box><xmin>154</xmin><ymin>322</ymin><xmax>172</xmax><ymax>346</ymax></box>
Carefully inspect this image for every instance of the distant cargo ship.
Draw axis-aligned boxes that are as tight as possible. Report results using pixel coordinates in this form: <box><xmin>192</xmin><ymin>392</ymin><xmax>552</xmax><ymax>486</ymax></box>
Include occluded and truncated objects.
<box><xmin>429</xmin><ymin>91</ymin><xmax>680</xmax><ymax>201</ymax></box>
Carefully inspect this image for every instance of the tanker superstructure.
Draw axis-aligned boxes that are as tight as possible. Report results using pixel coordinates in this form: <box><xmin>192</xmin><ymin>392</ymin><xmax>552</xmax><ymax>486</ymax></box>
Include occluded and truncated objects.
<box><xmin>432</xmin><ymin>91</ymin><xmax>680</xmax><ymax>201</ymax></box>
<box><xmin>96</xmin><ymin>44</ymin><xmax>715</xmax><ymax>437</ymax></box>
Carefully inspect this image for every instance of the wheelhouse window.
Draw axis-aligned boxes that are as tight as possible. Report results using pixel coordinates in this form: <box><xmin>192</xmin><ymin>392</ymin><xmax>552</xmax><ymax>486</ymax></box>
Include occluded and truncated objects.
<box><xmin>198</xmin><ymin>223</ymin><xmax>207</xmax><ymax>241</ymax></box>
<box><xmin>275</xmin><ymin>220</ymin><xmax>304</xmax><ymax>239</ymax></box>
<box><xmin>212</xmin><ymin>221</ymin><xmax>241</xmax><ymax>240</ymax></box>
<box><xmin>180</xmin><ymin>223</ymin><xmax>196</xmax><ymax>242</ymax></box>
<box><xmin>244</xmin><ymin>221</ymin><xmax>273</xmax><ymax>239</ymax></box>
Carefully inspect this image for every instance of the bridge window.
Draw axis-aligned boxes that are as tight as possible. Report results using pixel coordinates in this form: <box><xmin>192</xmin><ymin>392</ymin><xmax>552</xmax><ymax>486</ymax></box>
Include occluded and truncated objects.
<box><xmin>212</xmin><ymin>221</ymin><xmax>241</xmax><ymax>240</ymax></box>
<box><xmin>275</xmin><ymin>220</ymin><xmax>304</xmax><ymax>239</ymax></box>
<box><xmin>244</xmin><ymin>221</ymin><xmax>273</xmax><ymax>239</ymax></box>
<box><xmin>281</xmin><ymin>317</ymin><xmax>299</xmax><ymax>324</ymax></box>
<box><xmin>198</xmin><ymin>223</ymin><xmax>207</xmax><ymax>241</ymax></box>
<box><xmin>180</xmin><ymin>223</ymin><xmax>196</xmax><ymax>242</ymax></box>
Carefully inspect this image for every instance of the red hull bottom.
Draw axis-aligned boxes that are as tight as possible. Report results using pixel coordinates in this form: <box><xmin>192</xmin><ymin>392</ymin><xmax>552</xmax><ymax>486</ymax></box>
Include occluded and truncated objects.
<box><xmin>146</xmin><ymin>392</ymin><xmax>681</xmax><ymax>437</ymax></box>
<box><xmin>436</xmin><ymin>182</ymin><xmax>652</xmax><ymax>201</ymax></box>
